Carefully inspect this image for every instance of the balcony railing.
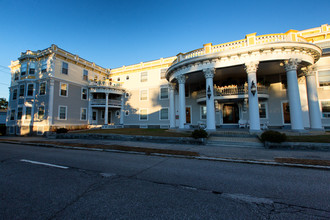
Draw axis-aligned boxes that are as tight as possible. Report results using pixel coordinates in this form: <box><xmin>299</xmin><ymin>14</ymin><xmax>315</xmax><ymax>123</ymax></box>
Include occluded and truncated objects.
<box><xmin>197</xmin><ymin>85</ymin><xmax>268</xmax><ymax>99</ymax></box>
<box><xmin>89</xmin><ymin>80</ymin><xmax>123</xmax><ymax>88</ymax></box>
<box><xmin>91</xmin><ymin>99</ymin><xmax>122</xmax><ymax>107</ymax></box>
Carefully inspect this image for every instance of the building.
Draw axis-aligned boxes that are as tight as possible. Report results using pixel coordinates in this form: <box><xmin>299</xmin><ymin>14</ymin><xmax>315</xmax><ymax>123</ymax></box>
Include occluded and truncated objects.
<box><xmin>6</xmin><ymin>24</ymin><xmax>330</xmax><ymax>135</ymax></box>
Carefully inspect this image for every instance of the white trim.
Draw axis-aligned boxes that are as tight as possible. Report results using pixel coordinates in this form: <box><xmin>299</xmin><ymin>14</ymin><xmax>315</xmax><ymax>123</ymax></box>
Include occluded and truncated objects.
<box><xmin>26</xmin><ymin>83</ymin><xmax>35</xmax><ymax>97</ymax></box>
<box><xmin>139</xmin><ymin>89</ymin><xmax>148</xmax><ymax>101</ymax></box>
<box><xmin>58</xmin><ymin>105</ymin><xmax>67</xmax><ymax>120</ymax></box>
<box><xmin>80</xmin><ymin>108</ymin><xmax>87</xmax><ymax>121</ymax></box>
<box><xmin>81</xmin><ymin>87</ymin><xmax>88</xmax><ymax>100</ymax></box>
<box><xmin>159</xmin><ymin>107</ymin><xmax>169</xmax><ymax>120</ymax></box>
<box><xmin>39</xmin><ymin>81</ymin><xmax>47</xmax><ymax>96</ymax></box>
<box><xmin>139</xmin><ymin>108</ymin><xmax>148</xmax><ymax>121</ymax></box>
<box><xmin>280</xmin><ymin>100</ymin><xmax>290</xmax><ymax>125</ymax></box>
<box><xmin>59</xmin><ymin>82</ymin><xmax>68</xmax><ymax>97</ymax></box>
<box><xmin>159</xmin><ymin>87</ymin><xmax>169</xmax><ymax>100</ymax></box>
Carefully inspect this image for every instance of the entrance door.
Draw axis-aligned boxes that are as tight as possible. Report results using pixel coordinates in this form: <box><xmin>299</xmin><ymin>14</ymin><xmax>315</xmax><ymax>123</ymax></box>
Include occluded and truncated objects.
<box><xmin>223</xmin><ymin>104</ymin><xmax>239</xmax><ymax>124</ymax></box>
<box><xmin>186</xmin><ymin>107</ymin><xmax>191</xmax><ymax>124</ymax></box>
<box><xmin>282</xmin><ymin>102</ymin><xmax>291</xmax><ymax>124</ymax></box>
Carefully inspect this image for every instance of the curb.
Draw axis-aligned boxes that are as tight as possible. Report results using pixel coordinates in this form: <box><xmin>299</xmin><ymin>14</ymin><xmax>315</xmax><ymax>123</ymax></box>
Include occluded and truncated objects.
<box><xmin>1</xmin><ymin>140</ymin><xmax>330</xmax><ymax>170</ymax></box>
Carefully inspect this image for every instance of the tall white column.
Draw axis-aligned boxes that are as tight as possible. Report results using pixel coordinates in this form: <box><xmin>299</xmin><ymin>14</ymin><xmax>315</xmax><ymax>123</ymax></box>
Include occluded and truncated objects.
<box><xmin>169</xmin><ymin>83</ymin><xmax>176</xmax><ymax>128</ymax></box>
<box><xmin>88</xmin><ymin>90</ymin><xmax>92</xmax><ymax>125</ymax></box>
<box><xmin>245</xmin><ymin>62</ymin><xmax>261</xmax><ymax>132</ymax></box>
<box><xmin>203</xmin><ymin>68</ymin><xmax>216</xmax><ymax>131</ymax></box>
<box><xmin>48</xmin><ymin>79</ymin><xmax>54</xmax><ymax>126</ymax></box>
<box><xmin>177</xmin><ymin>75</ymin><xmax>186</xmax><ymax>129</ymax></box>
<box><xmin>104</xmin><ymin>93</ymin><xmax>109</xmax><ymax>125</ymax></box>
<box><xmin>304</xmin><ymin>66</ymin><xmax>323</xmax><ymax>130</ymax></box>
<box><xmin>284</xmin><ymin>58</ymin><xmax>304</xmax><ymax>131</ymax></box>
<box><xmin>120</xmin><ymin>94</ymin><xmax>124</xmax><ymax>125</ymax></box>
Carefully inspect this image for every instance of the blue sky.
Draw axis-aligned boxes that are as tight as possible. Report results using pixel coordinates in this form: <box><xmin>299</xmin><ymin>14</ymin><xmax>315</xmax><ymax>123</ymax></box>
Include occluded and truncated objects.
<box><xmin>0</xmin><ymin>0</ymin><xmax>329</xmax><ymax>99</ymax></box>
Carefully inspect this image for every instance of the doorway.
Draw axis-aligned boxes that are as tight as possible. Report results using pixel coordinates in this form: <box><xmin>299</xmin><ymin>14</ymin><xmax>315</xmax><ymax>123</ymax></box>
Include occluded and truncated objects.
<box><xmin>282</xmin><ymin>102</ymin><xmax>291</xmax><ymax>124</ymax></box>
<box><xmin>186</xmin><ymin>107</ymin><xmax>191</xmax><ymax>124</ymax></box>
<box><xmin>223</xmin><ymin>104</ymin><xmax>239</xmax><ymax>124</ymax></box>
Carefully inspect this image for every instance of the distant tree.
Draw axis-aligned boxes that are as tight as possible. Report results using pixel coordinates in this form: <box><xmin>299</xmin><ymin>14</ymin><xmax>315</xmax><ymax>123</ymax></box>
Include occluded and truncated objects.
<box><xmin>0</xmin><ymin>98</ymin><xmax>8</xmax><ymax>110</ymax></box>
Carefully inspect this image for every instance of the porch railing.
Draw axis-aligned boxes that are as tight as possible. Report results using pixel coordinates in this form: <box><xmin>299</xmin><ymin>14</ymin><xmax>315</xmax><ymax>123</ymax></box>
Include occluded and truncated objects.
<box><xmin>91</xmin><ymin>99</ymin><xmax>122</xmax><ymax>106</ymax></box>
<box><xmin>197</xmin><ymin>85</ymin><xmax>268</xmax><ymax>99</ymax></box>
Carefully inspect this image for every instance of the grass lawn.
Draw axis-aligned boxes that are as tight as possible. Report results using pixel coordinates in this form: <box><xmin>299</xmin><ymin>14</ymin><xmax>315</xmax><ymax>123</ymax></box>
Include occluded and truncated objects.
<box><xmin>286</xmin><ymin>134</ymin><xmax>330</xmax><ymax>143</ymax></box>
<box><xmin>74</xmin><ymin>128</ymin><xmax>192</xmax><ymax>137</ymax></box>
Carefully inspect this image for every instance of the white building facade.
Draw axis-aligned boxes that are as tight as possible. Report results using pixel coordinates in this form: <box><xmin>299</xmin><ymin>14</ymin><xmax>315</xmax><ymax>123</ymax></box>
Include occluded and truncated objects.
<box><xmin>6</xmin><ymin>25</ymin><xmax>330</xmax><ymax>135</ymax></box>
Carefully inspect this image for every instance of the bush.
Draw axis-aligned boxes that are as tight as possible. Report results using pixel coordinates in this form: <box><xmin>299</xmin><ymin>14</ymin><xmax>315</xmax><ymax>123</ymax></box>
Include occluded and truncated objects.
<box><xmin>56</xmin><ymin>128</ymin><xmax>68</xmax><ymax>134</ymax></box>
<box><xmin>192</xmin><ymin>129</ymin><xmax>208</xmax><ymax>139</ymax></box>
<box><xmin>260</xmin><ymin>130</ymin><xmax>286</xmax><ymax>143</ymax></box>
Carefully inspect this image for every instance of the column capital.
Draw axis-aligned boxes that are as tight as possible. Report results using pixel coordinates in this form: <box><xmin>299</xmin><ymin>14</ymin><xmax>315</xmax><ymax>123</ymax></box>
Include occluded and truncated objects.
<box><xmin>168</xmin><ymin>83</ymin><xmax>176</xmax><ymax>91</ymax></box>
<box><xmin>177</xmin><ymin>75</ymin><xmax>186</xmax><ymax>84</ymax></box>
<box><xmin>284</xmin><ymin>58</ymin><xmax>301</xmax><ymax>72</ymax></box>
<box><xmin>302</xmin><ymin>65</ymin><xmax>317</xmax><ymax>77</ymax></box>
<box><xmin>244</xmin><ymin>61</ymin><xmax>259</xmax><ymax>74</ymax></box>
<box><xmin>203</xmin><ymin>68</ymin><xmax>215</xmax><ymax>79</ymax></box>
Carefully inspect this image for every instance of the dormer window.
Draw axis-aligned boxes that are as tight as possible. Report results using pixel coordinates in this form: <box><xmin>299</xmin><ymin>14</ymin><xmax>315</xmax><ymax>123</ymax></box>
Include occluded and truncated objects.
<box><xmin>21</xmin><ymin>63</ymin><xmax>27</xmax><ymax>76</ymax></box>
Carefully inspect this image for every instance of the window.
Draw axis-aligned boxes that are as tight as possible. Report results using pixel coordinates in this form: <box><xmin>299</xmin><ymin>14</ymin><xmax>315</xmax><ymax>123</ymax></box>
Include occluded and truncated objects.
<box><xmin>14</xmin><ymin>72</ymin><xmax>19</xmax><ymax>81</ymax></box>
<box><xmin>81</xmin><ymin>88</ymin><xmax>88</xmax><ymax>100</ymax></box>
<box><xmin>318</xmin><ymin>70</ymin><xmax>330</xmax><ymax>87</ymax></box>
<box><xmin>117</xmin><ymin>77</ymin><xmax>120</xmax><ymax>81</ymax></box>
<box><xmin>140</xmin><ymin>72</ymin><xmax>148</xmax><ymax>82</ymax></box>
<box><xmin>160</xmin><ymin>87</ymin><xmax>168</xmax><ymax>100</ymax></box>
<box><xmin>17</xmin><ymin>107</ymin><xmax>22</xmax><ymax>120</ymax></box>
<box><xmin>160</xmin><ymin>108</ymin><xmax>168</xmax><ymax>120</ymax></box>
<box><xmin>62</xmin><ymin>62</ymin><xmax>68</xmax><ymax>75</ymax></box>
<box><xmin>41</xmin><ymin>60</ymin><xmax>47</xmax><ymax>73</ymax></box>
<box><xmin>38</xmin><ymin>106</ymin><xmax>45</xmax><ymax>119</ymax></box>
<box><xmin>25</xmin><ymin>107</ymin><xmax>32</xmax><ymax>119</ymax></box>
<box><xmin>139</xmin><ymin>108</ymin><xmax>148</xmax><ymax>120</ymax></box>
<box><xmin>321</xmin><ymin>101</ymin><xmax>330</xmax><ymax>118</ymax></box>
<box><xmin>94</xmin><ymin>76</ymin><xmax>98</xmax><ymax>82</ymax></box>
<box><xmin>60</xmin><ymin>83</ymin><xmax>68</xmax><ymax>97</ymax></box>
<box><xmin>80</xmin><ymin>108</ymin><xmax>87</xmax><ymax>121</ymax></box>
<box><xmin>201</xmin><ymin>106</ymin><xmax>207</xmax><ymax>120</ymax></box>
<box><xmin>125</xmin><ymin>110</ymin><xmax>129</xmax><ymax>116</ymax></box>
<box><xmin>160</xmin><ymin>69</ymin><xmax>166</xmax><ymax>79</ymax></box>
<box><xmin>140</xmin><ymin>89</ymin><xmax>148</xmax><ymax>101</ymax></box>
<box><xmin>39</xmin><ymin>82</ymin><xmax>46</xmax><ymax>95</ymax></box>
<box><xmin>21</xmin><ymin>63</ymin><xmax>27</xmax><ymax>76</ymax></box>
<box><xmin>10</xmin><ymin>109</ymin><xmax>15</xmax><ymax>120</ymax></box>
<box><xmin>126</xmin><ymin>75</ymin><xmax>129</xmax><ymax>80</ymax></box>
<box><xmin>27</xmin><ymin>84</ymin><xmax>34</xmax><ymax>96</ymax></box>
<box><xmin>19</xmin><ymin>85</ymin><xmax>25</xmax><ymax>97</ymax></box>
<box><xmin>259</xmin><ymin>103</ymin><xmax>267</xmax><ymax>119</ymax></box>
<box><xmin>12</xmin><ymin>89</ymin><xmax>17</xmax><ymax>100</ymax></box>
<box><xmin>29</xmin><ymin>63</ymin><xmax>35</xmax><ymax>75</ymax></box>
<box><xmin>125</xmin><ymin>92</ymin><xmax>130</xmax><ymax>98</ymax></box>
<box><xmin>59</xmin><ymin>106</ymin><xmax>67</xmax><ymax>120</ymax></box>
<box><xmin>83</xmin><ymin>70</ymin><xmax>88</xmax><ymax>81</ymax></box>
<box><xmin>115</xmin><ymin>110</ymin><xmax>120</xmax><ymax>116</ymax></box>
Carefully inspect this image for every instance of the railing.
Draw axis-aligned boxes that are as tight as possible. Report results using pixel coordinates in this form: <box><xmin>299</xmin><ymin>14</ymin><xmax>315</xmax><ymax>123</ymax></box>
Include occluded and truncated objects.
<box><xmin>197</xmin><ymin>85</ymin><xmax>268</xmax><ymax>99</ymax></box>
<box><xmin>211</xmin><ymin>39</ymin><xmax>247</xmax><ymax>53</ymax></box>
<box><xmin>91</xmin><ymin>99</ymin><xmax>122</xmax><ymax>106</ymax></box>
<box><xmin>89</xmin><ymin>80</ymin><xmax>122</xmax><ymax>88</ymax></box>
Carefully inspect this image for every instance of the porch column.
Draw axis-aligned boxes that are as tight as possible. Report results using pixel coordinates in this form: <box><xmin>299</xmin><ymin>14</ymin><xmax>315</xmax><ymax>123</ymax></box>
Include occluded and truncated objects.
<box><xmin>120</xmin><ymin>94</ymin><xmax>124</xmax><ymax>125</ymax></box>
<box><xmin>284</xmin><ymin>58</ymin><xmax>304</xmax><ymax>131</ymax></box>
<box><xmin>304</xmin><ymin>66</ymin><xmax>323</xmax><ymax>130</ymax></box>
<box><xmin>203</xmin><ymin>68</ymin><xmax>216</xmax><ymax>131</ymax></box>
<box><xmin>245</xmin><ymin>61</ymin><xmax>261</xmax><ymax>132</ymax></box>
<box><xmin>104</xmin><ymin>92</ymin><xmax>109</xmax><ymax>125</ymax></box>
<box><xmin>169</xmin><ymin>83</ymin><xmax>176</xmax><ymax>128</ymax></box>
<box><xmin>48</xmin><ymin>79</ymin><xmax>54</xmax><ymax>126</ymax></box>
<box><xmin>177</xmin><ymin>75</ymin><xmax>186</xmax><ymax>129</ymax></box>
<box><xmin>87</xmin><ymin>90</ymin><xmax>92</xmax><ymax>125</ymax></box>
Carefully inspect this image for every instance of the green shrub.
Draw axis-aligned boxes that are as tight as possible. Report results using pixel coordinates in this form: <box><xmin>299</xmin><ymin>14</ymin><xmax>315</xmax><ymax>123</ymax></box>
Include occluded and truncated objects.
<box><xmin>56</xmin><ymin>128</ymin><xmax>68</xmax><ymax>134</ymax></box>
<box><xmin>260</xmin><ymin>130</ymin><xmax>286</xmax><ymax>143</ymax></box>
<box><xmin>192</xmin><ymin>129</ymin><xmax>208</xmax><ymax>139</ymax></box>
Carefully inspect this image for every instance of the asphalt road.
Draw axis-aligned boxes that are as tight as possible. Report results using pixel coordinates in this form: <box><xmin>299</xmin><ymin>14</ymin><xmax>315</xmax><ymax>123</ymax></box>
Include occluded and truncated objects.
<box><xmin>1</xmin><ymin>143</ymin><xmax>329</xmax><ymax>219</ymax></box>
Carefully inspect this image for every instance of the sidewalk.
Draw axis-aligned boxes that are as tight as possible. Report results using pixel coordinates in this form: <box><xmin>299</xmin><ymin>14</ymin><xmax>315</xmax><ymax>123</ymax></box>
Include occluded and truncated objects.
<box><xmin>1</xmin><ymin>136</ymin><xmax>330</xmax><ymax>169</ymax></box>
